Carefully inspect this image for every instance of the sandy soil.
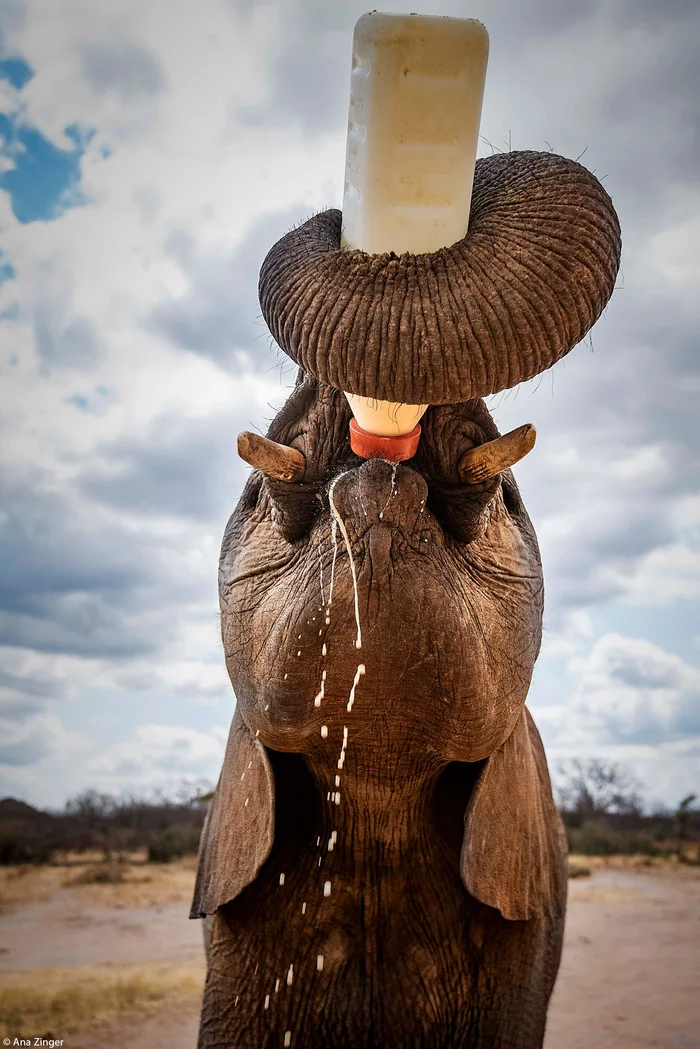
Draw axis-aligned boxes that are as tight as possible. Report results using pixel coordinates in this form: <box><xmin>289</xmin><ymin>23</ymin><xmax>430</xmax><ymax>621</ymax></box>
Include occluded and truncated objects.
<box><xmin>545</xmin><ymin>867</ymin><xmax>700</xmax><ymax>1049</ymax></box>
<box><xmin>0</xmin><ymin>893</ymin><xmax>202</xmax><ymax>970</ymax></box>
<box><xmin>1</xmin><ymin>862</ymin><xmax>698</xmax><ymax>1048</ymax></box>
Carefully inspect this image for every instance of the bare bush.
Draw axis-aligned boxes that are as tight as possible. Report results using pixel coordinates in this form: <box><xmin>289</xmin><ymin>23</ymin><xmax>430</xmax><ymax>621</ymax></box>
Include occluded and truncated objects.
<box><xmin>557</xmin><ymin>759</ymin><xmax>643</xmax><ymax>821</ymax></box>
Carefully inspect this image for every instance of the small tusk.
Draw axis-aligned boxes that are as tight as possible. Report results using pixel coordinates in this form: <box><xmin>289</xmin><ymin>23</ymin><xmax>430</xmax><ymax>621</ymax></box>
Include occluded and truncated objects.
<box><xmin>237</xmin><ymin>432</ymin><xmax>306</xmax><ymax>483</ymax></box>
<box><xmin>458</xmin><ymin>424</ymin><xmax>536</xmax><ymax>484</ymax></box>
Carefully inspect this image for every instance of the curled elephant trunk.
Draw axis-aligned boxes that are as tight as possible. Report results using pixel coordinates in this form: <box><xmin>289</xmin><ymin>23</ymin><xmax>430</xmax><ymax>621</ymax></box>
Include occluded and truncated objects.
<box><xmin>259</xmin><ymin>150</ymin><xmax>621</xmax><ymax>406</ymax></box>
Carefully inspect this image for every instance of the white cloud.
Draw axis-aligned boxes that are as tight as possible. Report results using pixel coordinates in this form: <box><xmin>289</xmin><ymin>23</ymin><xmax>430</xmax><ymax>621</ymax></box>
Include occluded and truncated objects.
<box><xmin>548</xmin><ymin>738</ymin><xmax>700</xmax><ymax>815</ymax></box>
<box><xmin>87</xmin><ymin>722</ymin><xmax>227</xmax><ymax>791</ymax></box>
<box><xmin>0</xmin><ymin>711</ymin><xmax>87</xmax><ymax>767</ymax></box>
<box><xmin>111</xmin><ymin>660</ymin><xmax>231</xmax><ymax>704</ymax></box>
<box><xmin>532</xmin><ymin>633</ymin><xmax>700</xmax><ymax>805</ymax></box>
<box><xmin>0</xmin><ymin>0</ymin><xmax>698</xmax><ymax>805</ymax></box>
<box><xmin>0</xmin><ymin>78</ymin><xmax>20</xmax><ymax>118</ymax></box>
<box><xmin>535</xmin><ymin>633</ymin><xmax>700</xmax><ymax>745</ymax></box>
<box><xmin>540</xmin><ymin>609</ymin><xmax>594</xmax><ymax>660</ymax></box>
<box><xmin>604</xmin><ymin>543</ymin><xmax>700</xmax><ymax>606</ymax></box>
<box><xmin>574</xmin><ymin>635</ymin><xmax>699</xmax><ymax>737</ymax></box>
<box><xmin>648</xmin><ymin>207</ymin><xmax>700</xmax><ymax>290</ymax></box>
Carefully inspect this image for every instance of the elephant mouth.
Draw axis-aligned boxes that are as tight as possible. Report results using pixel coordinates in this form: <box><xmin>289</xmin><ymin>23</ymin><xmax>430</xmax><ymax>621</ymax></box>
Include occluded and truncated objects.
<box><xmin>238</xmin><ymin>418</ymin><xmax>535</xmax><ymax>494</ymax></box>
<box><xmin>238</xmin><ymin>398</ymin><xmax>534</xmax><ymax>480</ymax></box>
<box><xmin>237</xmin><ymin>397</ymin><xmax>533</xmax><ymax>546</ymax></box>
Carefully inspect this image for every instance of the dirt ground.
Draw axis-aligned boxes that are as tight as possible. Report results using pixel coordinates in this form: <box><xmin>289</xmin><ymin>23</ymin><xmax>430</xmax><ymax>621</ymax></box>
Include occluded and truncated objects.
<box><xmin>1</xmin><ymin>858</ymin><xmax>699</xmax><ymax>1048</ymax></box>
<box><xmin>545</xmin><ymin>865</ymin><xmax>700</xmax><ymax>1049</ymax></box>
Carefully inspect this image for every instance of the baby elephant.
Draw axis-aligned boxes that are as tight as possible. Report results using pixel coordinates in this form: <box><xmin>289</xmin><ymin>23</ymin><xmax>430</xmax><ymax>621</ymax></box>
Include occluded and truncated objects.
<box><xmin>191</xmin><ymin>151</ymin><xmax>621</xmax><ymax>1048</ymax></box>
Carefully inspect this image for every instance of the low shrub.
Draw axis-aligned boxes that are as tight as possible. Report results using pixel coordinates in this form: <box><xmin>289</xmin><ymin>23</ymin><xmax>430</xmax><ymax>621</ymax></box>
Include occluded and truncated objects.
<box><xmin>68</xmin><ymin>862</ymin><xmax>125</xmax><ymax>885</ymax></box>
<box><xmin>147</xmin><ymin>826</ymin><xmax>200</xmax><ymax>864</ymax></box>
<box><xmin>567</xmin><ymin>820</ymin><xmax>621</xmax><ymax>856</ymax></box>
<box><xmin>0</xmin><ymin>825</ymin><xmax>53</xmax><ymax>866</ymax></box>
<box><xmin>625</xmin><ymin>831</ymin><xmax>662</xmax><ymax>857</ymax></box>
<box><xmin>567</xmin><ymin>819</ymin><xmax>667</xmax><ymax>856</ymax></box>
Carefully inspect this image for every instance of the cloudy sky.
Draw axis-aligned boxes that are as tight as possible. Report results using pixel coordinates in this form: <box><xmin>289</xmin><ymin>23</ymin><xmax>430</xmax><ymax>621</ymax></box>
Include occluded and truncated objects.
<box><xmin>0</xmin><ymin>0</ymin><xmax>698</xmax><ymax>810</ymax></box>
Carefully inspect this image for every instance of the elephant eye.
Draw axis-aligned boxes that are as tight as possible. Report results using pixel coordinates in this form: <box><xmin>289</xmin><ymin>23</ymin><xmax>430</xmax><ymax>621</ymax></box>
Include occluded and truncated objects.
<box><xmin>500</xmin><ymin>474</ymin><xmax>523</xmax><ymax>517</ymax></box>
<box><xmin>263</xmin><ymin>476</ymin><xmax>325</xmax><ymax>543</ymax></box>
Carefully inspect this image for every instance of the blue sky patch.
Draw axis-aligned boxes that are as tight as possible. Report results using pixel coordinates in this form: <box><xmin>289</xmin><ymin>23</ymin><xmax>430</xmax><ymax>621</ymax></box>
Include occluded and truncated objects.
<box><xmin>0</xmin><ymin>118</ymin><xmax>92</xmax><ymax>223</ymax></box>
<box><xmin>0</xmin><ymin>57</ymin><xmax>93</xmax><ymax>224</ymax></box>
<box><xmin>0</xmin><ymin>252</ymin><xmax>15</xmax><ymax>284</ymax></box>
<box><xmin>0</xmin><ymin>56</ymin><xmax>34</xmax><ymax>90</ymax></box>
<box><xmin>65</xmin><ymin>386</ymin><xmax>114</xmax><ymax>413</ymax></box>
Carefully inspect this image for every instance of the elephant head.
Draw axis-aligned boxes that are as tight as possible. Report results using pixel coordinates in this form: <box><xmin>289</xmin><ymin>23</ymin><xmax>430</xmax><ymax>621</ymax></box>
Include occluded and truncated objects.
<box><xmin>192</xmin><ymin>150</ymin><xmax>620</xmax><ymax>1047</ymax></box>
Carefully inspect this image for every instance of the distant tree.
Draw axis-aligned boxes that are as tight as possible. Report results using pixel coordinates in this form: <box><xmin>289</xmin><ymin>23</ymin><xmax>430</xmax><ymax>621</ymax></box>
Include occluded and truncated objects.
<box><xmin>557</xmin><ymin>759</ymin><xmax>643</xmax><ymax>820</ymax></box>
<box><xmin>64</xmin><ymin>789</ymin><xmax>118</xmax><ymax>857</ymax></box>
<box><xmin>175</xmin><ymin>779</ymin><xmax>213</xmax><ymax>808</ymax></box>
<box><xmin>676</xmin><ymin>793</ymin><xmax>697</xmax><ymax>862</ymax></box>
<box><xmin>65</xmin><ymin>789</ymin><xmax>117</xmax><ymax>824</ymax></box>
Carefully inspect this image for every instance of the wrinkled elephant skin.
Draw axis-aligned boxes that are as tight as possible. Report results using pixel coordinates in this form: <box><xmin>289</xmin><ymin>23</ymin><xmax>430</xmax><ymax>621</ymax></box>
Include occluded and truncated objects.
<box><xmin>192</xmin><ymin>151</ymin><xmax>622</xmax><ymax>1048</ymax></box>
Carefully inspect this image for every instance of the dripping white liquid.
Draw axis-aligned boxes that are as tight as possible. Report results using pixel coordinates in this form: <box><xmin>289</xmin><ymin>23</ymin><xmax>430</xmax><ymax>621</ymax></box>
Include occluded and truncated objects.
<box><xmin>328</xmin><ymin>474</ymin><xmax>362</xmax><ymax>650</ymax></box>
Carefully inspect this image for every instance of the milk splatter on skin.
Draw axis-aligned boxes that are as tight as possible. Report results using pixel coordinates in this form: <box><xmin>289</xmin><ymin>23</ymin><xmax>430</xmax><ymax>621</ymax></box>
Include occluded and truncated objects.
<box><xmin>377</xmin><ymin>461</ymin><xmax>399</xmax><ymax>521</ymax></box>
<box><xmin>312</xmin><ymin>514</ymin><xmax>339</xmax><ymax>710</ymax></box>
<box><xmin>314</xmin><ymin>468</ymin><xmax>363</xmax><ymax>716</ymax></box>
<box><xmin>318</xmin><ymin>530</ymin><xmax>325</xmax><ymax>606</ymax></box>
<box><xmin>264</xmin><ymin>468</ymin><xmax>372</xmax><ymax>1037</ymax></box>
<box><xmin>338</xmin><ymin>725</ymin><xmax>349</xmax><ymax>770</ymax></box>
<box><xmin>326</xmin><ymin>518</ymin><xmax>339</xmax><ymax>624</ymax></box>
<box><xmin>314</xmin><ymin>670</ymin><xmax>327</xmax><ymax>709</ymax></box>
<box><xmin>308</xmin><ymin>471</ymin><xmax>368</xmax><ymax>1016</ymax></box>
<box><xmin>346</xmin><ymin>664</ymin><xmax>366</xmax><ymax>713</ymax></box>
<box><xmin>328</xmin><ymin>473</ymin><xmax>362</xmax><ymax>650</ymax></box>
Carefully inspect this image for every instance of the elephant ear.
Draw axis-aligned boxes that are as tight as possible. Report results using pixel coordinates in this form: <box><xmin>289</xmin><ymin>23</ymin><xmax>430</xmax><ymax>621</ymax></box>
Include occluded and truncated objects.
<box><xmin>190</xmin><ymin>706</ymin><xmax>275</xmax><ymax>918</ymax></box>
<box><xmin>461</xmin><ymin>708</ymin><xmax>567</xmax><ymax>921</ymax></box>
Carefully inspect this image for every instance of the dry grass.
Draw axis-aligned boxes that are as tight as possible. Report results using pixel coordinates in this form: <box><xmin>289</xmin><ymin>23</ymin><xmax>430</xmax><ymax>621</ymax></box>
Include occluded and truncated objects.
<box><xmin>568</xmin><ymin>881</ymin><xmax>649</xmax><ymax>904</ymax></box>
<box><xmin>567</xmin><ymin>852</ymin><xmax>700</xmax><ymax>903</ymax></box>
<box><xmin>0</xmin><ymin>962</ymin><xmax>204</xmax><ymax>1038</ymax></box>
<box><xmin>0</xmin><ymin>856</ymin><xmax>197</xmax><ymax>911</ymax></box>
<box><xmin>0</xmin><ymin>864</ymin><xmax>66</xmax><ymax>909</ymax></box>
<box><xmin>68</xmin><ymin>861</ymin><xmax>126</xmax><ymax>885</ymax></box>
<box><xmin>67</xmin><ymin>857</ymin><xmax>197</xmax><ymax>909</ymax></box>
<box><xmin>568</xmin><ymin>853</ymin><xmax>700</xmax><ymax>878</ymax></box>
<box><xmin>2</xmin><ymin>851</ymin><xmax>697</xmax><ymax>913</ymax></box>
